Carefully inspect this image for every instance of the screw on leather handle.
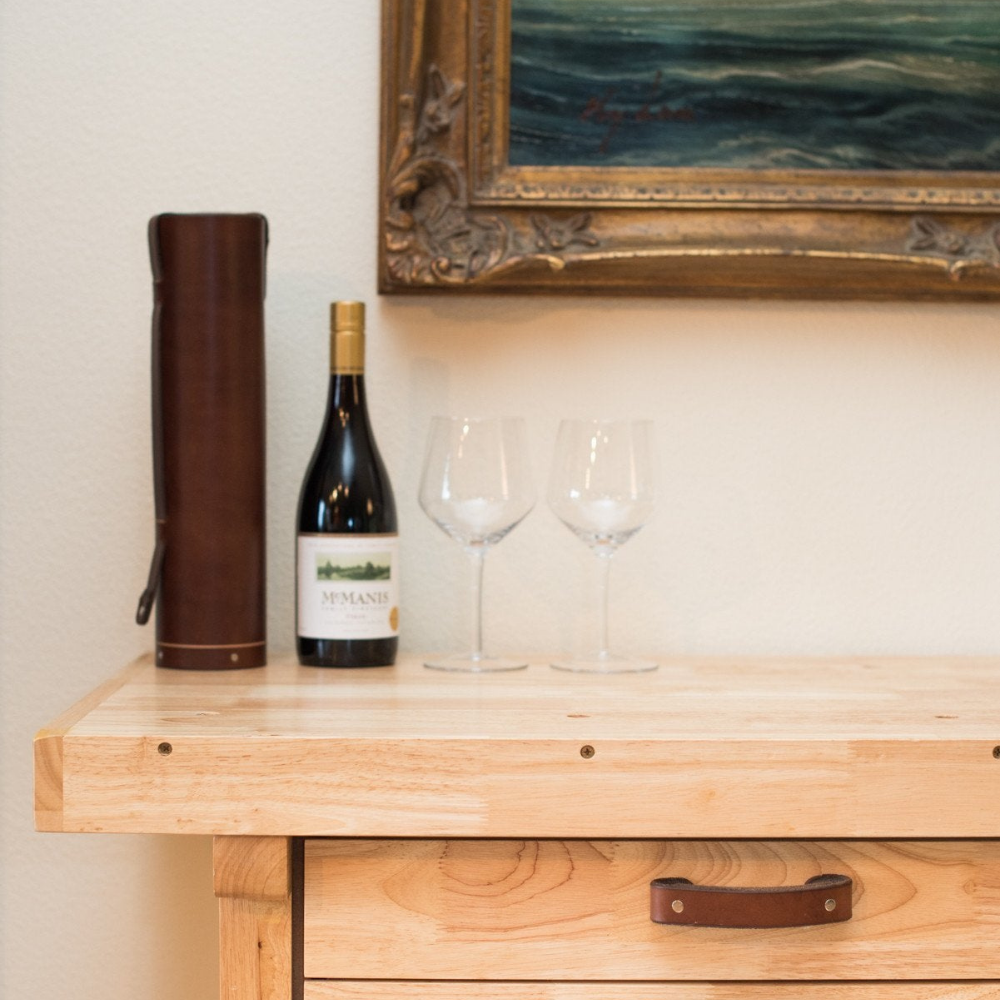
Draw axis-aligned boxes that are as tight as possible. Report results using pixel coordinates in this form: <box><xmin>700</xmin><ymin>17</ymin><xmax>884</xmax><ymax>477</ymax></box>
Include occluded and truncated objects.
<box><xmin>650</xmin><ymin>873</ymin><xmax>852</xmax><ymax>929</ymax></box>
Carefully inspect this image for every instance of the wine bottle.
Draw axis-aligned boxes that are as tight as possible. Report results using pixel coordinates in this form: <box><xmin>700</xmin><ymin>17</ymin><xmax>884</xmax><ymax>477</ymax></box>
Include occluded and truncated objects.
<box><xmin>296</xmin><ymin>301</ymin><xmax>399</xmax><ymax>667</ymax></box>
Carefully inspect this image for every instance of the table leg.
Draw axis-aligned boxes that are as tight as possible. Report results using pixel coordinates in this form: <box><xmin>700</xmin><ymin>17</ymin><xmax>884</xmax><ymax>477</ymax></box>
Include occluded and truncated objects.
<box><xmin>214</xmin><ymin>835</ymin><xmax>298</xmax><ymax>1000</ymax></box>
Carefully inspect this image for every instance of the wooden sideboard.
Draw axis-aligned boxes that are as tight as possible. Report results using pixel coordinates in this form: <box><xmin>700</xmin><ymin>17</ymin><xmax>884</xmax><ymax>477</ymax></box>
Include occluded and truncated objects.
<box><xmin>34</xmin><ymin>654</ymin><xmax>1000</xmax><ymax>999</ymax></box>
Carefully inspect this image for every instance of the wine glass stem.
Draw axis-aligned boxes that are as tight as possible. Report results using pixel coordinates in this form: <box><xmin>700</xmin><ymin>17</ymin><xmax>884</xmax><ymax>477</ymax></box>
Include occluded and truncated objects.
<box><xmin>467</xmin><ymin>545</ymin><xmax>486</xmax><ymax>661</ymax></box>
<box><xmin>596</xmin><ymin>549</ymin><xmax>613</xmax><ymax>660</ymax></box>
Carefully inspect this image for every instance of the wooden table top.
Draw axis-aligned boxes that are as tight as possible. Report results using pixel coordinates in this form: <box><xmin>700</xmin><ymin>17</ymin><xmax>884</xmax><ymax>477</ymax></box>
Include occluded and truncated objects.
<box><xmin>35</xmin><ymin>654</ymin><xmax>1000</xmax><ymax>839</ymax></box>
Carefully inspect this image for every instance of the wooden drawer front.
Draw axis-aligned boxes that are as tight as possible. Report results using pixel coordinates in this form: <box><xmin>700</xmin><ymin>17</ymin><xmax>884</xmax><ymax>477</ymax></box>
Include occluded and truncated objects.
<box><xmin>303</xmin><ymin>839</ymin><xmax>1000</xmax><ymax>981</ymax></box>
<box><xmin>305</xmin><ymin>985</ymin><xmax>1000</xmax><ymax>1000</ymax></box>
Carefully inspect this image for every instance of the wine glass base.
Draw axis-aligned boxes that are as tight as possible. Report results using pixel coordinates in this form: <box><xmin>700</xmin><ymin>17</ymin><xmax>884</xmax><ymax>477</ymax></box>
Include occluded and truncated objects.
<box><xmin>551</xmin><ymin>655</ymin><xmax>657</xmax><ymax>674</ymax></box>
<box><xmin>425</xmin><ymin>654</ymin><xmax>528</xmax><ymax>673</ymax></box>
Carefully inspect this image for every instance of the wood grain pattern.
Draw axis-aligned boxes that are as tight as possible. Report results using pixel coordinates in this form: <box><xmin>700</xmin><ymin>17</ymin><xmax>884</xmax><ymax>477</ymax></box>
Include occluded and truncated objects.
<box><xmin>303</xmin><ymin>840</ymin><xmax>1000</xmax><ymax>981</ymax></box>
<box><xmin>35</xmin><ymin>658</ymin><xmax>1000</xmax><ymax>996</ymax></box>
<box><xmin>33</xmin><ymin>663</ymin><xmax>142</xmax><ymax>831</ymax></box>
<box><xmin>214</xmin><ymin>836</ymin><xmax>290</xmax><ymax>903</ymax></box>
<box><xmin>307</xmin><ymin>983</ymin><xmax>1000</xmax><ymax>1000</ymax></box>
<box><xmin>220</xmin><ymin>897</ymin><xmax>293</xmax><ymax>1000</ymax></box>
<box><xmin>35</xmin><ymin>654</ymin><xmax>1000</xmax><ymax>838</ymax></box>
<box><xmin>216</xmin><ymin>836</ymin><xmax>294</xmax><ymax>1000</ymax></box>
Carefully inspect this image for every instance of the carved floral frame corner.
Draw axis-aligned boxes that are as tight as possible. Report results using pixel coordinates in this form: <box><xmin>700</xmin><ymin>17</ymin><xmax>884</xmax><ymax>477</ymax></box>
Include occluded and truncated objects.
<box><xmin>379</xmin><ymin>0</ymin><xmax>1000</xmax><ymax>299</ymax></box>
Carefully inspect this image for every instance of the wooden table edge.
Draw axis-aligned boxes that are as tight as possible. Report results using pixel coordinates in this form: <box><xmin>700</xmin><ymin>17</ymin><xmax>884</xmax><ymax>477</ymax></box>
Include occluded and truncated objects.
<box><xmin>33</xmin><ymin>656</ymin><xmax>151</xmax><ymax>831</ymax></box>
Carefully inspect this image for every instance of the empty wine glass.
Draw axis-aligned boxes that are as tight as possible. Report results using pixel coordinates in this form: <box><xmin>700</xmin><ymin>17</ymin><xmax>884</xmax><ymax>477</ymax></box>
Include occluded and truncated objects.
<box><xmin>419</xmin><ymin>416</ymin><xmax>535</xmax><ymax>671</ymax></box>
<box><xmin>548</xmin><ymin>418</ymin><xmax>657</xmax><ymax>673</ymax></box>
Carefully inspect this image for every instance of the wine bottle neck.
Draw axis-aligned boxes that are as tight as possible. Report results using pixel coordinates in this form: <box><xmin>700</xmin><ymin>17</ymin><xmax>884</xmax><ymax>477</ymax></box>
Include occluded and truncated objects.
<box><xmin>326</xmin><ymin>372</ymin><xmax>369</xmax><ymax>414</ymax></box>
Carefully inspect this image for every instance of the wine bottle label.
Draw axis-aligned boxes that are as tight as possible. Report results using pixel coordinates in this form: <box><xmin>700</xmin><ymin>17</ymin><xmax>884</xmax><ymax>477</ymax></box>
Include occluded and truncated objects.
<box><xmin>297</xmin><ymin>534</ymin><xmax>400</xmax><ymax>640</ymax></box>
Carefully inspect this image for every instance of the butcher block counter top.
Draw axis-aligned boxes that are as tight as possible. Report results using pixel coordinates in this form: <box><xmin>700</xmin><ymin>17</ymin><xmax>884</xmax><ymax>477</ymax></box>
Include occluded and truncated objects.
<box><xmin>34</xmin><ymin>653</ymin><xmax>1000</xmax><ymax>839</ymax></box>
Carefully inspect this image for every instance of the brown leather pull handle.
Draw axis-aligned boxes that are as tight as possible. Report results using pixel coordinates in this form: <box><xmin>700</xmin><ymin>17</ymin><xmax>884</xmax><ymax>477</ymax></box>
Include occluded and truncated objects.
<box><xmin>650</xmin><ymin>873</ymin><xmax>852</xmax><ymax>929</ymax></box>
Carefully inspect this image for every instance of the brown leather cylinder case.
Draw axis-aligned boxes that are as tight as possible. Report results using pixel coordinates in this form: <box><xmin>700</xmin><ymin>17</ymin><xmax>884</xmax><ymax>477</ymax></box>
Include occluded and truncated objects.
<box><xmin>138</xmin><ymin>213</ymin><xmax>268</xmax><ymax>669</ymax></box>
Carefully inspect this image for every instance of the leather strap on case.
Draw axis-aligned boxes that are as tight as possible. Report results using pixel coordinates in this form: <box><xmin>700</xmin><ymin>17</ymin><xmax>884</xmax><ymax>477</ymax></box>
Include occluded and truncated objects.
<box><xmin>135</xmin><ymin>261</ymin><xmax>167</xmax><ymax>626</ymax></box>
<box><xmin>650</xmin><ymin>873</ymin><xmax>852</xmax><ymax>928</ymax></box>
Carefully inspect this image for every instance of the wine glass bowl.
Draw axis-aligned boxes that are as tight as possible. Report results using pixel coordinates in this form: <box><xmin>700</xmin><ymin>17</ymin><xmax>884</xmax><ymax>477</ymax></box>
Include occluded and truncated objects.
<box><xmin>420</xmin><ymin>496</ymin><xmax>530</xmax><ymax>549</ymax></box>
<box><xmin>418</xmin><ymin>416</ymin><xmax>535</xmax><ymax>672</ymax></box>
<box><xmin>549</xmin><ymin>495</ymin><xmax>654</xmax><ymax>550</ymax></box>
<box><xmin>547</xmin><ymin>418</ymin><xmax>657</xmax><ymax>674</ymax></box>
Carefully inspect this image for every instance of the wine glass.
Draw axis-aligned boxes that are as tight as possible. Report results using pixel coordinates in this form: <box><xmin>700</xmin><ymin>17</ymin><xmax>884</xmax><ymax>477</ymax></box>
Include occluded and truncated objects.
<box><xmin>418</xmin><ymin>416</ymin><xmax>535</xmax><ymax>671</ymax></box>
<box><xmin>548</xmin><ymin>418</ymin><xmax>657</xmax><ymax>673</ymax></box>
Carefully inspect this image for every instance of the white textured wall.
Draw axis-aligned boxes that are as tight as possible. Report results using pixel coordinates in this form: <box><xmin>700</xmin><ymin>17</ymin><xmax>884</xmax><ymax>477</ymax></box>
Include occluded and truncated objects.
<box><xmin>3</xmin><ymin>1</ymin><xmax>1000</xmax><ymax>998</ymax></box>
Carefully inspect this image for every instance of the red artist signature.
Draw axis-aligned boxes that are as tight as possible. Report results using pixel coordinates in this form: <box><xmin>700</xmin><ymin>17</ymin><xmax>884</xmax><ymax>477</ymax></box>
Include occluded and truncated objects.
<box><xmin>581</xmin><ymin>72</ymin><xmax>695</xmax><ymax>153</ymax></box>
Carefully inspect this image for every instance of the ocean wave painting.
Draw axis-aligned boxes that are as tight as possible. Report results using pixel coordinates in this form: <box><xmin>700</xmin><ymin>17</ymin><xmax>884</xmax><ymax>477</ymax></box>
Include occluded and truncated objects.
<box><xmin>508</xmin><ymin>0</ymin><xmax>1000</xmax><ymax>170</ymax></box>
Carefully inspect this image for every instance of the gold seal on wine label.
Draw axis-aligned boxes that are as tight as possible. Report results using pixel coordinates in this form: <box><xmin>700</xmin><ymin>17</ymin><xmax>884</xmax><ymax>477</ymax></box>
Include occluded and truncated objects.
<box><xmin>389</xmin><ymin>607</ymin><xmax>399</xmax><ymax>631</ymax></box>
<box><xmin>330</xmin><ymin>300</ymin><xmax>365</xmax><ymax>374</ymax></box>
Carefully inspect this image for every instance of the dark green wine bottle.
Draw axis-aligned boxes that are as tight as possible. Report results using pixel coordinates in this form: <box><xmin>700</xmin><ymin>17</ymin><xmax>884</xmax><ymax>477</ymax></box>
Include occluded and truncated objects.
<box><xmin>296</xmin><ymin>301</ymin><xmax>399</xmax><ymax>667</ymax></box>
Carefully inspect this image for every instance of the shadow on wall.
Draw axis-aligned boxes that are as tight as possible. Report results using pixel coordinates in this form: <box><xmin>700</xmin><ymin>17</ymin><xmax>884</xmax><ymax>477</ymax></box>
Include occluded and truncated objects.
<box><xmin>151</xmin><ymin>835</ymin><xmax>218</xmax><ymax>1000</ymax></box>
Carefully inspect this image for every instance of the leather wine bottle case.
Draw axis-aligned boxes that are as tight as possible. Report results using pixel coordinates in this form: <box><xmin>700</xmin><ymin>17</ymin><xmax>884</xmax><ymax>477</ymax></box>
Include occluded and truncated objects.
<box><xmin>136</xmin><ymin>213</ymin><xmax>268</xmax><ymax>669</ymax></box>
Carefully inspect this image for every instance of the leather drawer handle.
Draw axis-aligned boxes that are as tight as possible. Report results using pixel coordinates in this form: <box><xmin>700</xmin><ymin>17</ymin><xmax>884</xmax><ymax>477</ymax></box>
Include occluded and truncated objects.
<box><xmin>650</xmin><ymin>873</ymin><xmax>853</xmax><ymax>928</ymax></box>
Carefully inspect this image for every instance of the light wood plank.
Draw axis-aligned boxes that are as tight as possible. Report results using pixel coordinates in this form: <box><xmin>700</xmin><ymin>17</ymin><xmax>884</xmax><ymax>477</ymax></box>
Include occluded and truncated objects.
<box><xmin>214</xmin><ymin>836</ymin><xmax>290</xmax><ymax>902</ymax></box>
<box><xmin>304</xmin><ymin>839</ymin><xmax>1000</xmax><ymax>981</ymax></box>
<box><xmin>33</xmin><ymin>659</ymin><xmax>148</xmax><ymax>831</ymax></box>
<box><xmin>53</xmin><ymin>732</ymin><xmax>1000</xmax><ymax>838</ymax></box>
<box><xmin>306</xmin><ymin>983</ymin><xmax>1000</xmax><ymax>1000</ymax></box>
<box><xmin>59</xmin><ymin>654</ymin><xmax>1000</xmax><ymax>741</ymax></box>
<box><xmin>215</xmin><ymin>836</ymin><xmax>294</xmax><ymax>1000</ymax></box>
<box><xmin>219</xmin><ymin>897</ymin><xmax>293</xmax><ymax>1000</ymax></box>
<box><xmin>37</xmin><ymin>654</ymin><xmax>1000</xmax><ymax>837</ymax></box>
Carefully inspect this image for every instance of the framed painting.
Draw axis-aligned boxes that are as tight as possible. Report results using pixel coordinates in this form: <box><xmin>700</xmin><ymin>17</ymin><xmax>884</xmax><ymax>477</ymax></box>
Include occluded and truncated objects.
<box><xmin>379</xmin><ymin>0</ymin><xmax>1000</xmax><ymax>298</ymax></box>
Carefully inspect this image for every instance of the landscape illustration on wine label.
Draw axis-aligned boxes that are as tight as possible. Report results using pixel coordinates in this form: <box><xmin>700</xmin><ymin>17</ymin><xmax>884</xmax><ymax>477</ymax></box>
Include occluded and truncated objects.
<box><xmin>315</xmin><ymin>555</ymin><xmax>392</xmax><ymax>582</ymax></box>
<box><xmin>508</xmin><ymin>0</ymin><xmax>1000</xmax><ymax>171</ymax></box>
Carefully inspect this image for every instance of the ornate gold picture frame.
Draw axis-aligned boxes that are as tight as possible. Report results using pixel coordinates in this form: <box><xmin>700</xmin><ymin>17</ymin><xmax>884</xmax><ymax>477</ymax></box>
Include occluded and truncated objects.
<box><xmin>380</xmin><ymin>0</ymin><xmax>1000</xmax><ymax>298</ymax></box>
